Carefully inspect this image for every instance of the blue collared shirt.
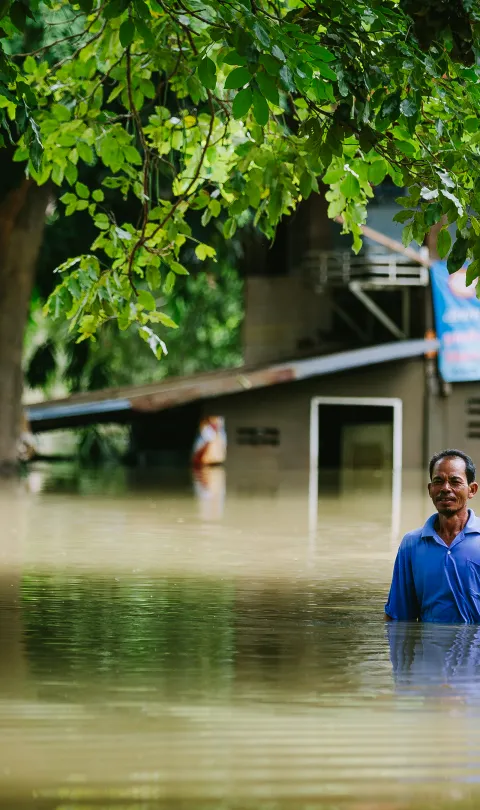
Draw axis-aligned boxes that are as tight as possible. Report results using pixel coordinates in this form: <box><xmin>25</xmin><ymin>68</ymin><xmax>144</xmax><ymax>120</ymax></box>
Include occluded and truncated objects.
<box><xmin>385</xmin><ymin>509</ymin><xmax>480</xmax><ymax>623</ymax></box>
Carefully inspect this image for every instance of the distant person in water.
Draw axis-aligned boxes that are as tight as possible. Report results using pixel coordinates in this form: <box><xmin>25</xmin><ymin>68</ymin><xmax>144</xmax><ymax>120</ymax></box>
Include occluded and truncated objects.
<box><xmin>385</xmin><ymin>449</ymin><xmax>480</xmax><ymax>624</ymax></box>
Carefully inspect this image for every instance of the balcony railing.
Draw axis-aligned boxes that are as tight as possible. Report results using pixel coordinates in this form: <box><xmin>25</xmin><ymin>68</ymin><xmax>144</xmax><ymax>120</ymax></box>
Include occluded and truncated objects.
<box><xmin>302</xmin><ymin>248</ymin><xmax>430</xmax><ymax>290</ymax></box>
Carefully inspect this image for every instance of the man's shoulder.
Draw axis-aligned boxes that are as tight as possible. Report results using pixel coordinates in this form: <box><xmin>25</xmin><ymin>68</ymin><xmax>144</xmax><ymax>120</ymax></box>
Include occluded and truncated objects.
<box><xmin>398</xmin><ymin>527</ymin><xmax>424</xmax><ymax>550</ymax></box>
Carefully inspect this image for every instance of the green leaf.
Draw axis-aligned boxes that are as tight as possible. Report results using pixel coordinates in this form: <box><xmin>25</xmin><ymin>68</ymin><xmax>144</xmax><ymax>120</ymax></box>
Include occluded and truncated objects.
<box><xmin>154</xmin><ymin>311</ymin><xmax>178</xmax><ymax>328</ymax></box>
<box><xmin>316</xmin><ymin>62</ymin><xmax>337</xmax><ymax>81</ymax></box>
<box><xmin>222</xmin><ymin>50</ymin><xmax>247</xmax><ymax>66</ymax></box>
<box><xmin>52</xmin><ymin>104</ymin><xmax>71</xmax><ymax>122</ymax></box>
<box><xmin>201</xmin><ymin>208</ymin><xmax>212</xmax><ymax>227</ymax></box>
<box><xmin>253</xmin><ymin>21</ymin><xmax>270</xmax><ymax>47</ymax></box>
<box><xmin>259</xmin><ymin>54</ymin><xmax>281</xmax><ymax>76</ymax></box>
<box><xmin>28</xmin><ymin>137</ymin><xmax>43</xmax><ymax>173</ymax></box>
<box><xmin>138</xmin><ymin>289</ymin><xmax>156</xmax><ymax>310</ymax></box>
<box><xmin>51</xmin><ymin>164</ymin><xmax>64</xmax><ymax>186</ymax></box>
<box><xmin>209</xmin><ymin>198</ymin><xmax>221</xmax><ymax>217</ymax></box>
<box><xmin>198</xmin><ymin>56</ymin><xmax>216</xmax><ymax>91</ymax></box>
<box><xmin>135</xmin><ymin>16</ymin><xmax>155</xmax><ymax>47</ymax></box>
<box><xmin>400</xmin><ymin>97</ymin><xmax>418</xmax><ymax>117</ymax></box>
<box><xmin>340</xmin><ymin>173</ymin><xmax>360</xmax><ymax>199</ymax></box>
<box><xmin>60</xmin><ymin>193</ymin><xmax>77</xmax><ymax>205</ymax></box>
<box><xmin>252</xmin><ymin>89</ymin><xmax>269</xmax><ymax>126</ymax></box>
<box><xmin>104</xmin><ymin>0</ymin><xmax>130</xmax><ymax>20</ymax></box>
<box><xmin>10</xmin><ymin>1</ymin><xmax>27</xmax><ymax>31</ymax></box>
<box><xmin>232</xmin><ymin>87</ymin><xmax>253</xmax><ymax>119</ymax></box>
<box><xmin>279</xmin><ymin>65</ymin><xmax>295</xmax><ymax>91</ymax></box>
<box><xmin>377</xmin><ymin>92</ymin><xmax>401</xmax><ymax>128</ymax></box>
<box><xmin>94</xmin><ymin>213</ymin><xmax>110</xmax><ymax>230</ymax></box>
<box><xmin>224</xmin><ymin>218</ymin><xmax>237</xmax><ymax>239</ymax></box>
<box><xmin>300</xmin><ymin>170</ymin><xmax>313</xmax><ymax>199</ymax></box>
<box><xmin>119</xmin><ymin>19</ymin><xmax>135</xmax><ymax>48</ymax></box>
<box><xmin>447</xmin><ymin>236</ymin><xmax>468</xmax><ymax>274</ymax></box>
<box><xmin>75</xmin><ymin>182</ymin><xmax>90</xmax><ymax>199</ymax></box>
<box><xmin>79</xmin><ymin>314</ymin><xmax>96</xmax><ymax>337</ymax></box>
<box><xmin>307</xmin><ymin>44</ymin><xmax>336</xmax><ymax>62</ymax></box>
<box><xmin>225</xmin><ymin>66</ymin><xmax>252</xmax><ymax>90</ymax></box>
<box><xmin>437</xmin><ymin>228</ymin><xmax>452</xmax><ymax>259</ymax></box>
<box><xmin>115</xmin><ymin>226</ymin><xmax>132</xmax><ymax>240</ymax></box>
<box><xmin>170</xmin><ymin>261</ymin><xmax>188</xmax><ymax>275</ymax></box>
<box><xmin>92</xmin><ymin>189</ymin><xmax>104</xmax><ymax>202</ymax></box>
<box><xmin>77</xmin><ymin>141</ymin><xmax>94</xmax><ymax>163</ymax></box>
<box><xmin>367</xmin><ymin>159</ymin><xmax>387</xmax><ymax>185</ymax></box>
<box><xmin>146</xmin><ymin>265</ymin><xmax>161</xmax><ymax>290</ymax></box>
<box><xmin>256</xmin><ymin>72</ymin><xmax>279</xmax><ymax>106</ymax></box>
<box><xmin>23</xmin><ymin>55</ymin><xmax>36</xmax><ymax>74</ymax></box>
<box><xmin>466</xmin><ymin>260</ymin><xmax>480</xmax><ymax>288</ymax></box>
<box><xmin>424</xmin><ymin>203</ymin><xmax>442</xmax><ymax>227</ymax></box>
<box><xmin>269</xmin><ymin>188</ymin><xmax>283</xmax><ymax>222</ymax></box>
<box><xmin>322</xmin><ymin>168</ymin><xmax>343</xmax><ymax>184</ymax></box>
<box><xmin>195</xmin><ymin>243</ymin><xmax>216</xmax><ymax>260</ymax></box>
<box><xmin>392</xmin><ymin>209</ymin><xmax>413</xmax><ymax>224</ymax></box>
<box><xmin>272</xmin><ymin>45</ymin><xmax>285</xmax><ymax>62</ymax></box>
<box><xmin>394</xmin><ymin>139</ymin><xmax>416</xmax><ymax>157</ymax></box>
<box><xmin>402</xmin><ymin>224</ymin><xmax>413</xmax><ymax>247</ymax></box>
<box><xmin>64</xmin><ymin>162</ymin><xmax>78</xmax><ymax>186</ymax></box>
<box><xmin>164</xmin><ymin>271</ymin><xmax>175</xmax><ymax>294</ymax></box>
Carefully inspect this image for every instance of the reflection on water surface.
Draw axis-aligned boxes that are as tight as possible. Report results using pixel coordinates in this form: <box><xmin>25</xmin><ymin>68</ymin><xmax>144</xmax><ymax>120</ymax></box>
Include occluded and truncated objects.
<box><xmin>0</xmin><ymin>464</ymin><xmax>478</xmax><ymax>808</ymax></box>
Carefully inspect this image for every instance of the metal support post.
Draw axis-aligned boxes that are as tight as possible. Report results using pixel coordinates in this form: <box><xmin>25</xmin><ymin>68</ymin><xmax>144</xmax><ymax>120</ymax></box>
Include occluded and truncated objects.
<box><xmin>349</xmin><ymin>281</ymin><xmax>406</xmax><ymax>340</ymax></box>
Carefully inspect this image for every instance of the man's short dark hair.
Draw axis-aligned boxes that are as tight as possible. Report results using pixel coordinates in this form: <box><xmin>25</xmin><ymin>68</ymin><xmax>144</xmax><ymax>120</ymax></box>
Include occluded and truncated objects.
<box><xmin>429</xmin><ymin>449</ymin><xmax>476</xmax><ymax>484</ymax></box>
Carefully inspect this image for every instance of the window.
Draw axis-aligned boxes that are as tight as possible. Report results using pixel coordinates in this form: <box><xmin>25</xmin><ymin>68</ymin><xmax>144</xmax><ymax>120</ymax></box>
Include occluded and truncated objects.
<box><xmin>467</xmin><ymin>399</ymin><xmax>480</xmax><ymax>439</ymax></box>
<box><xmin>236</xmin><ymin>427</ymin><xmax>280</xmax><ymax>446</ymax></box>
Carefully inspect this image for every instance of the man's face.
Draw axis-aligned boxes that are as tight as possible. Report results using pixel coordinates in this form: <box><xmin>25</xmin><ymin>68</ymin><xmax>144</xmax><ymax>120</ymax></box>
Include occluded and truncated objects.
<box><xmin>428</xmin><ymin>456</ymin><xmax>478</xmax><ymax>516</ymax></box>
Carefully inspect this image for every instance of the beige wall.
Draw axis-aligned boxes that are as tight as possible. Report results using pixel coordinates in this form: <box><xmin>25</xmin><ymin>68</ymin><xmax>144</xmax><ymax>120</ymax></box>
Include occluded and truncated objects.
<box><xmin>243</xmin><ymin>276</ymin><xmax>333</xmax><ymax>366</ymax></box>
<box><xmin>202</xmin><ymin>358</ymin><xmax>426</xmax><ymax>471</ymax></box>
<box><xmin>427</xmin><ymin>382</ymin><xmax>480</xmax><ymax>465</ymax></box>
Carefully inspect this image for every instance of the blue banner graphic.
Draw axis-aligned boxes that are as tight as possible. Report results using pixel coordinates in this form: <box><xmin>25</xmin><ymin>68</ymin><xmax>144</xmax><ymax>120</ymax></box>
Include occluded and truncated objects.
<box><xmin>430</xmin><ymin>261</ymin><xmax>480</xmax><ymax>382</ymax></box>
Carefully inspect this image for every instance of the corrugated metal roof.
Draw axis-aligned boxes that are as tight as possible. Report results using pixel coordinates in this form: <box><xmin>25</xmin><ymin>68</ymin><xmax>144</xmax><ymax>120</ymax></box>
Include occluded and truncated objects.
<box><xmin>27</xmin><ymin>338</ymin><xmax>438</xmax><ymax>431</ymax></box>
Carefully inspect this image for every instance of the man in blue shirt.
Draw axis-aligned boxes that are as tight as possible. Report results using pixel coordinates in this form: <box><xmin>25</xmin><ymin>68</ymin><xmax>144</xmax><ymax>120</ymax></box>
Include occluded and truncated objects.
<box><xmin>385</xmin><ymin>449</ymin><xmax>480</xmax><ymax>623</ymax></box>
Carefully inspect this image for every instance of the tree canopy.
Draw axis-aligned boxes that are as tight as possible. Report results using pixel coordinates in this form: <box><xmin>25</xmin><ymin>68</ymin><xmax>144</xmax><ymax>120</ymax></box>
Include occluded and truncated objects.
<box><xmin>1</xmin><ymin>0</ymin><xmax>479</xmax><ymax>355</ymax></box>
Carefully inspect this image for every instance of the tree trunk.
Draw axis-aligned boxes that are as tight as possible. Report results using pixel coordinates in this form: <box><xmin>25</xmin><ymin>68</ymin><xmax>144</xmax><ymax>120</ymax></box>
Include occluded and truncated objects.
<box><xmin>0</xmin><ymin>166</ymin><xmax>50</xmax><ymax>474</ymax></box>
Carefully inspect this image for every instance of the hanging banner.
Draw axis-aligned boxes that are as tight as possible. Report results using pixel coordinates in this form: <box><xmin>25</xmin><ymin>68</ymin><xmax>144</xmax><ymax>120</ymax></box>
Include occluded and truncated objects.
<box><xmin>430</xmin><ymin>261</ymin><xmax>480</xmax><ymax>382</ymax></box>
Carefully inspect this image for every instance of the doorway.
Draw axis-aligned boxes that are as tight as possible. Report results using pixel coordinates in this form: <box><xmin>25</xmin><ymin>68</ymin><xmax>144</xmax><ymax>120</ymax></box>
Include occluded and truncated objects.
<box><xmin>308</xmin><ymin>396</ymin><xmax>402</xmax><ymax>540</ymax></box>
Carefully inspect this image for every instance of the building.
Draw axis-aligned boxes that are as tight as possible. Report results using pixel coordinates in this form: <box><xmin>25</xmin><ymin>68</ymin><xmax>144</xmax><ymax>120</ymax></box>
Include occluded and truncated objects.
<box><xmin>27</xmin><ymin>188</ymin><xmax>480</xmax><ymax>477</ymax></box>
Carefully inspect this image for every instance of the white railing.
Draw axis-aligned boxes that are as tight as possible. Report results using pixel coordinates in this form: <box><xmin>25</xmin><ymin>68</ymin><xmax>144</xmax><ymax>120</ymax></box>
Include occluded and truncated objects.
<box><xmin>302</xmin><ymin>249</ymin><xmax>429</xmax><ymax>290</ymax></box>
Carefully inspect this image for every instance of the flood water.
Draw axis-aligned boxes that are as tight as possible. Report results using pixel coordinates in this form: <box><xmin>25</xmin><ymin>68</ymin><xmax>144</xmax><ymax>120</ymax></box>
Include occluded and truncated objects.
<box><xmin>1</xmin><ymin>463</ymin><xmax>480</xmax><ymax>809</ymax></box>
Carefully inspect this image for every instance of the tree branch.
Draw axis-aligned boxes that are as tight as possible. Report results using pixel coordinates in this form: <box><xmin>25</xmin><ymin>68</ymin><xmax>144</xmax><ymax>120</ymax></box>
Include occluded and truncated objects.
<box><xmin>125</xmin><ymin>91</ymin><xmax>216</xmax><ymax>284</ymax></box>
<box><xmin>125</xmin><ymin>44</ymin><xmax>151</xmax><ymax>294</ymax></box>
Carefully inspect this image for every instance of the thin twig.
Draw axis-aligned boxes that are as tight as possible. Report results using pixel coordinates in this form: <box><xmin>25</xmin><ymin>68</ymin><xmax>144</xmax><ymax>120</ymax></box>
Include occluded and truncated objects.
<box><xmin>178</xmin><ymin>1</ymin><xmax>229</xmax><ymax>30</ymax></box>
<box><xmin>158</xmin><ymin>0</ymin><xmax>198</xmax><ymax>56</ymax></box>
<box><xmin>125</xmin><ymin>44</ymin><xmax>151</xmax><ymax>294</ymax></box>
<box><xmin>53</xmin><ymin>22</ymin><xmax>107</xmax><ymax>69</ymax></box>
<box><xmin>14</xmin><ymin>30</ymin><xmax>87</xmax><ymax>58</ymax></box>
<box><xmin>83</xmin><ymin>53</ymin><xmax>125</xmax><ymax>103</ymax></box>
<box><xmin>125</xmin><ymin>92</ymin><xmax>216</xmax><ymax>282</ymax></box>
<box><xmin>15</xmin><ymin>2</ymin><xmax>106</xmax><ymax>58</ymax></box>
<box><xmin>154</xmin><ymin>36</ymin><xmax>183</xmax><ymax>102</ymax></box>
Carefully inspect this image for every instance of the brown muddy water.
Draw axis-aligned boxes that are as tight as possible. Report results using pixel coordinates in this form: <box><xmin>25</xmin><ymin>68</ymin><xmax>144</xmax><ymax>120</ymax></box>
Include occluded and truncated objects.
<box><xmin>0</xmin><ymin>463</ymin><xmax>479</xmax><ymax>810</ymax></box>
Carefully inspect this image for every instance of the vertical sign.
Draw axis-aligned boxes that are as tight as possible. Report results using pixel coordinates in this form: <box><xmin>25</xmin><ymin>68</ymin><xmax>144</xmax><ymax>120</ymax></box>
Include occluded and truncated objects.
<box><xmin>430</xmin><ymin>261</ymin><xmax>480</xmax><ymax>382</ymax></box>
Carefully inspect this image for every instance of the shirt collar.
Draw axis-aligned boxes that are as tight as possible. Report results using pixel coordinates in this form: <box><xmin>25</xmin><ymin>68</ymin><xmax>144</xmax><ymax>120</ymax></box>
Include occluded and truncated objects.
<box><xmin>421</xmin><ymin>509</ymin><xmax>480</xmax><ymax>538</ymax></box>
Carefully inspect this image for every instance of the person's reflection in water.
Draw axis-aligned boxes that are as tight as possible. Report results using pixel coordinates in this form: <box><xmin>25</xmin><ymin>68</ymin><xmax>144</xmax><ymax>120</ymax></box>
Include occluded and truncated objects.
<box><xmin>193</xmin><ymin>465</ymin><xmax>226</xmax><ymax>521</ymax></box>
<box><xmin>387</xmin><ymin>621</ymin><xmax>480</xmax><ymax>702</ymax></box>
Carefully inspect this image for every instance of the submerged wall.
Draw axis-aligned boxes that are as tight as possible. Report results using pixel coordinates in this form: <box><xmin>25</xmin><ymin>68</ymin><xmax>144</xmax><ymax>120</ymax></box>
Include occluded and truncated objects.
<box><xmin>202</xmin><ymin>358</ymin><xmax>426</xmax><ymax>471</ymax></box>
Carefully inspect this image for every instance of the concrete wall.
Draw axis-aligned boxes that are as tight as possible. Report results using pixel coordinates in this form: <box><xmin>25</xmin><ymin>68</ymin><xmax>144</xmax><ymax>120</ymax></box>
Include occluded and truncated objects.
<box><xmin>243</xmin><ymin>276</ymin><xmax>333</xmax><ymax>366</ymax></box>
<box><xmin>202</xmin><ymin>358</ymin><xmax>426</xmax><ymax>472</ymax></box>
<box><xmin>243</xmin><ymin>193</ymin><xmax>336</xmax><ymax>366</ymax></box>
<box><xmin>426</xmin><ymin>382</ymin><xmax>480</xmax><ymax>464</ymax></box>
